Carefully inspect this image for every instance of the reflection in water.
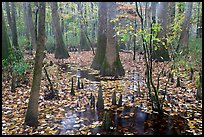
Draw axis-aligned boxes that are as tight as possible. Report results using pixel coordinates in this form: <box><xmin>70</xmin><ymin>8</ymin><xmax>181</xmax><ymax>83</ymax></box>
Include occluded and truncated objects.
<box><xmin>58</xmin><ymin>69</ymin><xmax>190</xmax><ymax>135</ymax></box>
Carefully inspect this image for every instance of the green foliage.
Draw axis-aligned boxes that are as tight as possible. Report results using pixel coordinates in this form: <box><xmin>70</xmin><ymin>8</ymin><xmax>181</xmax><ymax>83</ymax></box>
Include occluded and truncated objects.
<box><xmin>13</xmin><ymin>61</ymin><xmax>30</xmax><ymax>76</ymax></box>
<box><xmin>19</xmin><ymin>36</ymin><xmax>30</xmax><ymax>47</ymax></box>
<box><xmin>173</xmin><ymin>37</ymin><xmax>202</xmax><ymax>71</ymax></box>
<box><xmin>2</xmin><ymin>48</ymin><xmax>29</xmax><ymax>81</ymax></box>
<box><xmin>188</xmin><ymin>37</ymin><xmax>202</xmax><ymax>67</ymax></box>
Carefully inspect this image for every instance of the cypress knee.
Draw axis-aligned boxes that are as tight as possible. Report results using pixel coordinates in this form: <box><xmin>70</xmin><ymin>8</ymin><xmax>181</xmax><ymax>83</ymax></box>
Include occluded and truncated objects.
<box><xmin>102</xmin><ymin>110</ymin><xmax>112</xmax><ymax>131</ymax></box>
<box><xmin>70</xmin><ymin>77</ymin><xmax>75</xmax><ymax>96</ymax></box>
<box><xmin>176</xmin><ymin>77</ymin><xmax>180</xmax><ymax>87</ymax></box>
<box><xmin>112</xmin><ymin>91</ymin><xmax>116</xmax><ymax>105</ymax></box>
<box><xmin>96</xmin><ymin>85</ymin><xmax>104</xmax><ymax>110</ymax></box>
<box><xmin>118</xmin><ymin>94</ymin><xmax>122</xmax><ymax>107</ymax></box>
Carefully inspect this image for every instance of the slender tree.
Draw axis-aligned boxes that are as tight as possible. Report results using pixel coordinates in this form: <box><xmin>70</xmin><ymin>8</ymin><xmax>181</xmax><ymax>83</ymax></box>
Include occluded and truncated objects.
<box><xmin>50</xmin><ymin>2</ymin><xmax>70</xmax><ymax>59</ymax></box>
<box><xmin>5</xmin><ymin>2</ymin><xmax>19</xmax><ymax>48</ymax></box>
<box><xmin>25</xmin><ymin>2</ymin><xmax>46</xmax><ymax>127</ymax></box>
<box><xmin>196</xmin><ymin>2</ymin><xmax>202</xmax><ymax>38</ymax></box>
<box><xmin>91</xmin><ymin>2</ymin><xmax>96</xmax><ymax>43</ymax></box>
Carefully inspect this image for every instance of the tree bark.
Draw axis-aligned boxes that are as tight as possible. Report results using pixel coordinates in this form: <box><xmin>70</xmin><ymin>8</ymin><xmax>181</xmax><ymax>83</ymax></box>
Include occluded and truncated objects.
<box><xmin>5</xmin><ymin>2</ymin><xmax>19</xmax><ymax>48</ymax></box>
<box><xmin>152</xmin><ymin>2</ymin><xmax>170</xmax><ymax>62</ymax></box>
<box><xmin>78</xmin><ymin>2</ymin><xmax>89</xmax><ymax>51</ymax></box>
<box><xmin>23</xmin><ymin>3</ymin><xmax>30</xmax><ymax>44</ymax></box>
<box><xmin>91</xmin><ymin>2</ymin><xmax>107</xmax><ymax>70</ymax></box>
<box><xmin>5</xmin><ymin>2</ymin><xmax>12</xmax><ymax>33</ymax></box>
<box><xmin>10</xmin><ymin>2</ymin><xmax>19</xmax><ymax>48</ymax></box>
<box><xmin>196</xmin><ymin>2</ymin><xmax>202</xmax><ymax>38</ymax></box>
<box><xmin>25</xmin><ymin>2</ymin><xmax>46</xmax><ymax>127</ymax></box>
<box><xmin>25</xmin><ymin>2</ymin><xmax>37</xmax><ymax>51</ymax></box>
<box><xmin>100</xmin><ymin>2</ymin><xmax>125</xmax><ymax>77</ymax></box>
<box><xmin>91</xmin><ymin>2</ymin><xmax>95</xmax><ymax>43</ymax></box>
<box><xmin>50</xmin><ymin>2</ymin><xmax>70</xmax><ymax>59</ymax></box>
<box><xmin>2</xmin><ymin>8</ymin><xmax>12</xmax><ymax>60</ymax></box>
<box><xmin>177</xmin><ymin>2</ymin><xmax>193</xmax><ymax>53</ymax></box>
<box><xmin>34</xmin><ymin>2</ymin><xmax>39</xmax><ymax>41</ymax></box>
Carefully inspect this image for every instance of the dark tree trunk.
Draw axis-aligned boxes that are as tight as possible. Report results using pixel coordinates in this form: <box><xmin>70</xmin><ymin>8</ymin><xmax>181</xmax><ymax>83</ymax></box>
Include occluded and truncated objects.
<box><xmin>50</xmin><ymin>2</ymin><xmax>70</xmax><ymax>59</ymax></box>
<box><xmin>34</xmin><ymin>2</ymin><xmax>39</xmax><ymax>42</ymax></box>
<box><xmin>91</xmin><ymin>2</ymin><xmax>107</xmax><ymax>70</ymax></box>
<box><xmin>5</xmin><ymin>2</ymin><xmax>19</xmax><ymax>48</ymax></box>
<box><xmin>133</xmin><ymin>18</ymin><xmax>137</xmax><ymax>60</ymax></box>
<box><xmin>10</xmin><ymin>2</ymin><xmax>19</xmax><ymax>48</ymax></box>
<box><xmin>25</xmin><ymin>2</ymin><xmax>46</xmax><ymax>127</ymax></box>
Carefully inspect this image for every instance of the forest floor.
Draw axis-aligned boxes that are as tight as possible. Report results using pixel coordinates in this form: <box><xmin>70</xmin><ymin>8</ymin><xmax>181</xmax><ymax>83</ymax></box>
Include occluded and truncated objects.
<box><xmin>2</xmin><ymin>51</ymin><xmax>202</xmax><ymax>135</ymax></box>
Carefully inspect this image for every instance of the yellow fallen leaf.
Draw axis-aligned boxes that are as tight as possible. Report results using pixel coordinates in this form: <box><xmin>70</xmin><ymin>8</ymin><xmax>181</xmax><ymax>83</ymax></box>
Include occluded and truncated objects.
<box><xmin>189</xmin><ymin>125</ymin><xmax>195</xmax><ymax>129</ymax></box>
<box><xmin>90</xmin><ymin>124</ymin><xmax>97</xmax><ymax>129</ymax></box>
<box><xmin>8</xmin><ymin>124</ymin><xmax>15</xmax><ymax>130</ymax></box>
<box><xmin>124</xmin><ymin>115</ymin><xmax>129</xmax><ymax>119</ymax></box>
<box><xmin>49</xmin><ymin>129</ymin><xmax>58</xmax><ymax>134</ymax></box>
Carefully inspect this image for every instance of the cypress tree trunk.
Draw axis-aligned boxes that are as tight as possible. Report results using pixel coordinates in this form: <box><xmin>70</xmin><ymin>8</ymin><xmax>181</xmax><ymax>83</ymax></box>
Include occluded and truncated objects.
<box><xmin>50</xmin><ymin>2</ymin><xmax>70</xmax><ymax>59</ymax></box>
<box><xmin>152</xmin><ymin>2</ymin><xmax>170</xmax><ymax>62</ymax></box>
<box><xmin>100</xmin><ymin>2</ymin><xmax>125</xmax><ymax>77</ymax></box>
<box><xmin>78</xmin><ymin>3</ymin><xmax>89</xmax><ymax>51</ymax></box>
<box><xmin>91</xmin><ymin>2</ymin><xmax>107</xmax><ymax>70</ymax></box>
<box><xmin>177</xmin><ymin>2</ymin><xmax>193</xmax><ymax>54</ymax></box>
<box><xmin>25</xmin><ymin>2</ymin><xmax>46</xmax><ymax>127</ymax></box>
